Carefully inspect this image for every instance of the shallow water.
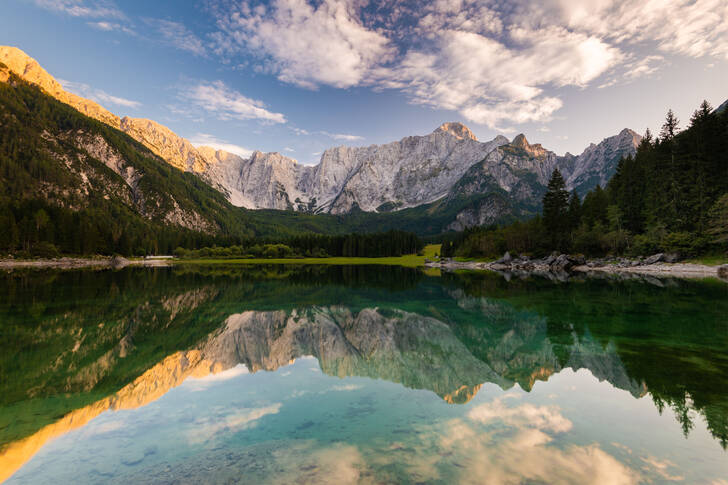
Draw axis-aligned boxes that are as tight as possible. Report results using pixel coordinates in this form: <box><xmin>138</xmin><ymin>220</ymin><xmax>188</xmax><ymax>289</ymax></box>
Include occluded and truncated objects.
<box><xmin>1</xmin><ymin>266</ymin><xmax>727</xmax><ymax>483</ymax></box>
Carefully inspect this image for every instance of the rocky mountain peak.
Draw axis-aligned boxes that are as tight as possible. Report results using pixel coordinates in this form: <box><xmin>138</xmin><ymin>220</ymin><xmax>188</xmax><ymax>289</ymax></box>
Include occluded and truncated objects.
<box><xmin>0</xmin><ymin>45</ymin><xmax>120</xmax><ymax>128</ymax></box>
<box><xmin>509</xmin><ymin>133</ymin><xmax>548</xmax><ymax>158</ymax></box>
<box><xmin>512</xmin><ymin>133</ymin><xmax>529</xmax><ymax>148</ymax></box>
<box><xmin>434</xmin><ymin>122</ymin><xmax>477</xmax><ymax>141</ymax></box>
<box><xmin>119</xmin><ymin>117</ymin><xmax>208</xmax><ymax>173</ymax></box>
<box><xmin>0</xmin><ymin>46</ymin><xmax>63</xmax><ymax>96</ymax></box>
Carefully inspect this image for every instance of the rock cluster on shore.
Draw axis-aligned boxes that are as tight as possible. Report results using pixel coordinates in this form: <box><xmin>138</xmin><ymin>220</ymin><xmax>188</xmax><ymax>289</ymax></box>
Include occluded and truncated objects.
<box><xmin>427</xmin><ymin>251</ymin><xmax>723</xmax><ymax>281</ymax></box>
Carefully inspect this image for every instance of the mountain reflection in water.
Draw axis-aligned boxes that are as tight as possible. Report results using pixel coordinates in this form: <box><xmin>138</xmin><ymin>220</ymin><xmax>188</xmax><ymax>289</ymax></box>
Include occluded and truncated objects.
<box><xmin>1</xmin><ymin>265</ymin><xmax>727</xmax><ymax>483</ymax></box>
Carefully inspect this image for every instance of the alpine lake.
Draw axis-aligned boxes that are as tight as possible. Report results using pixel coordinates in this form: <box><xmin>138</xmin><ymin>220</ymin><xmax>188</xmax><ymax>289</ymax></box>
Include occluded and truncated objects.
<box><xmin>1</xmin><ymin>264</ymin><xmax>728</xmax><ymax>484</ymax></box>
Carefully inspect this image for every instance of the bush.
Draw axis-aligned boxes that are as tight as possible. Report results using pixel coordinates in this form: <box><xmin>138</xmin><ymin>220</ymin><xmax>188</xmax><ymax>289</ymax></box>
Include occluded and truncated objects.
<box><xmin>31</xmin><ymin>242</ymin><xmax>60</xmax><ymax>258</ymax></box>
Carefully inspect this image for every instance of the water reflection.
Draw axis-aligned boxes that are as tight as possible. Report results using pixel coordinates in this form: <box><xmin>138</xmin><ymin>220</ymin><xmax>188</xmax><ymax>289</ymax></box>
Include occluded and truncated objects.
<box><xmin>1</xmin><ymin>265</ymin><xmax>727</xmax><ymax>483</ymax></box>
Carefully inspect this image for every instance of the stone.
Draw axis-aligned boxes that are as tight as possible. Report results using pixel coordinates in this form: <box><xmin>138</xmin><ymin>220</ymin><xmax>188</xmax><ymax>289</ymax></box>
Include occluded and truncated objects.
<box><xmin>552</xmin><ymin>254</ymin><xmax>573</xmax><ymax>270</ymax></box>
<box><xmin>663</xmin><ymin>253</ymin><xmax>680</xmax><ymax>263</ymax></box>
<box><xmin>718</xmin><ymin>265</ymin><xmax>728</xmax><ymax>279</ymax></box>
<box><xmin>495</xmin><ymin>251</ymin><xmax>512</xmax><ymax>264</ymax></box>
<box><xmin>644</xmin><ymin>253</ymin><xmax>664</xmax><ymax>265</ymax></box>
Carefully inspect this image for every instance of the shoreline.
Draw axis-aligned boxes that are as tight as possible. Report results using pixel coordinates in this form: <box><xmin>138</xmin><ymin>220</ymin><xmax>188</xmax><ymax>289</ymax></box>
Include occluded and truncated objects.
<box><xmin>0</xmin><ymin>256</ymin><xmax>172</xmax><ymax>270</ymax></box>
<box><xmin>426</xmin><ymin>257</ymin><xmax>727</xmax><ymax>281</ymax></box>
<box><xmin>1</xmin><ymin>254</ymin><xmax>725</xmax><ymax>282</ymax></box>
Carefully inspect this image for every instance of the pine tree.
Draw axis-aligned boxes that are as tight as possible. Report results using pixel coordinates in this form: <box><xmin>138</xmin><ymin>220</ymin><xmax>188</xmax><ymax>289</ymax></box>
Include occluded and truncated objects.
<box><xmin>543</xmin><ymin>169</ymin><xmax>570</xmax><ymax>250</ymax></box>
<box><xmin>567</xmin><ymin>191</ymin><xmax>582</xmax><ymax>231</ymax></box>
<box><xmin>690</xmin><ymin>100</ymin><xmax>713</xmax><ymax>128</ymax></box>
<box><xmin>660</xmin><ymin>109</ymin><xmax>680</xmax><ymax>142</ymax></box>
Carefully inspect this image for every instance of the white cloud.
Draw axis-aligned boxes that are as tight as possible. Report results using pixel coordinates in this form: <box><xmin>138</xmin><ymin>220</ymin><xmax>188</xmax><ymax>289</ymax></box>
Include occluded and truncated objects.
<box><xmin>86</xmin><ymin>21</ymin><xmax>135</xmax><ymax>35</ymax></box>
<box><xmin>59</xmin><ymin>79</ymin><xmax>141</xmax><ymax>108</ymax></box>
<box><xmin>467</xmin><ymin>397</ymin><xmax>573</xmax><ymax>433</ymax></box>
<box><xmin>205</xmin><ymin>0</ymin><xmax>728</xmax><ymax>129</ymax></box>
<box><xmin>284</xmin><ymin>147</ymin><xmax>295</xmax><ymax>152</ymax></box>
<box><xmin>556</xmin><ymin>0</ymin><xmax>728</xmax><ymax>60</ymax></box>
<box><xmin>34</xmin><ymin>0</ymin><xmax>125</xmax><ymax>19</ymax></box>
<box><xmin>190</xmin><ymin>133</ymin><xmax>254</xmax><ymax>158</ymax></box>
<box><xmin>145</xmin><ymin>18</ymin><xmax>207</xmax><ymax>56</ymax></box>
<box><xmin>377</xmin><ymin>25</ymin><xmax>621</xmax><ymax>129</ymax></box>
<box><xmin>182</xmin><ymin>80</ymin><xmax>286</xmax><ymax>124</ymax></box>
<box><xmin>320</xmin><ymin>131</ymin><xmax>364</xmax><ymax>142</ymax></box>
<box><xmin>211</xmin><ymin>0</ymin><xmax>394</xmax><ymax>89</ymax></box>
<box><xmin>188</xmin><ymin>403</ymin><xmax>281</xmax><ymax>443</ymax></box>
<box><xmin>183</xmin><ymin>364</ymin><xmax>250</xmax><ymax>391</ymax></box>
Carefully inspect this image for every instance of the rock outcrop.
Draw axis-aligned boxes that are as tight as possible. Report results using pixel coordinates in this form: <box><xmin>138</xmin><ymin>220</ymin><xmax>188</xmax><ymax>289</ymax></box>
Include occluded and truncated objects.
<box><xmin>0</xmin><ymin>45</ymin><xmax>120</xmax><ymax>128</ymax></box>
<box><xmin>1</xmin><ymin>45</ymin><xmax>641</xmax><ymax>229</ymax></box>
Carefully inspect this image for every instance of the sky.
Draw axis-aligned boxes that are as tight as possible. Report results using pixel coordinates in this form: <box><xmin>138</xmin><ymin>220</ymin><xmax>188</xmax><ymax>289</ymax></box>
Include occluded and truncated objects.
<box><xmin>1</xmin><ymin>0</ymin><xmax>727</xmax><ymax>164</ymax></box>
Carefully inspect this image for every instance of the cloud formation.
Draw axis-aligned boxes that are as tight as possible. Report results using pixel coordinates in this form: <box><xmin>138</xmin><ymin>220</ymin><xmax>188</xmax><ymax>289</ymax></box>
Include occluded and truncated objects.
<box><xmin>34</xmin><ymin>0</ymin><xmax>125</xmax><ymax>19</ymax></box>
<box><xmin>59</xmin><ymin>79</ymin><xmax>141</xmax><ymax>108</ymax></box>
<box><xmin>208</xmin><ymin>0</ymin><xmax>728</xmax><ymax>128</ymax></box>
<box><xmin>211</xmin><ymin>0</ymin><xmax>394</xmax><ymax>89</ymax></box>
<box><xmin>320</xmin><ymin>131</ymin><xmax>364</xmax><ymax>142</ymax></box>
<box><xmin>146</xmin><ymin>18</ymin><xmax>208</xmax><ymax>56</ymax></box>
<box><xmin>190</xmin><ymin>133</ymin><xmax>254</xmax><ymax>158</ymax></box>
<box><xmin>182</xmin><ymin>80</ymin><xmax>287</xmax><ymax>123</ymax></box>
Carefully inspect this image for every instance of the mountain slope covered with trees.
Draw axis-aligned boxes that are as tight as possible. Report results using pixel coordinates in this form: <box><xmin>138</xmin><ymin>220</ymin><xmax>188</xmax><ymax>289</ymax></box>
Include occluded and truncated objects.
<box><xmin>444</xmin><ymin>101</ymin><xmax>728</xmax><ymax>259</ymax></box>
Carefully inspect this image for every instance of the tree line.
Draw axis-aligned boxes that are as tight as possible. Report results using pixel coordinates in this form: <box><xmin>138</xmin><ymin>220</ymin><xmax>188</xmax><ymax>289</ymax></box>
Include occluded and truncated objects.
<box><xmin>175</xmin><ymin>230</ymin><xmax>424</xmax><ymax>259</ymax></box>
<box><xmin>444</xmin><ymin>101</ymin><xmax>728</xmax><ymax>259</ymax></box>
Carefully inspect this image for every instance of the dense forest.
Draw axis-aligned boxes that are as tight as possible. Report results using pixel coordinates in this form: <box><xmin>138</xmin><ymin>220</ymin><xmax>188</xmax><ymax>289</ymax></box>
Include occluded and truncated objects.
<box><xmin>175</xmin><ymin>230</ymin><xmax>424</xmax><ymax>259</ymax></box>
<box><xmin>444</xmin><ymin>101</ymin><xmax>728</xmax><ymax>259</ymax></box>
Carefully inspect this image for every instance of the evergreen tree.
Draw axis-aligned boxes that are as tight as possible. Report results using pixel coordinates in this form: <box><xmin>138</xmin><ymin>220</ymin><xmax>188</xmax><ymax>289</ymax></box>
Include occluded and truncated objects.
<box><xmin>567</xmin><ymin>191</ymin><xmax>582</xmax><ymax>231</ymax></box>
<box><xmin>542</xmin><ymin>169</ymin><xmax>570</xmax><ymax>250</ymax></box>
<box><xmin>690</xmin><ymin>100</ymin><xmax>713</xmax><ymax>128</ymax></box>
<box><xmin>660</xmin><ymin>109</ymin><xmax>680</xmax><ymax>141</ymax></box>
<box><xmin>707</xmin><ymin>194</ymin><xmax>728</xmax><ymax>245</ymax></box>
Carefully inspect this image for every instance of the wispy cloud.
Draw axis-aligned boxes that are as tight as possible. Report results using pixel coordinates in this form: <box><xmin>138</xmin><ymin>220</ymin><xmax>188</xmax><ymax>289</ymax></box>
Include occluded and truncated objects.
<box><xmin>145</xmin><ymin>18</ymin><xmax>207</xmax><ymax>56</ymax></box>
<box><xmin>190</xmin><ymin>133</ymin><xmax>254</xmax><ymax>158</ymax></box>
<box><xmin>59</xmin><ymin>79</ymin><xmax>141</xmax><ymax>108</ymax></box>
<box><xmin>34</xmin><ymin>0</ymin><xmax>125</xmax><ymax>19</ymax></box>
<box><xmin>320</xmin><ymin>131</ymin><xmax>364</xmax><ymax>142</ymax></box>
<box><xmin>86</xmin><ymin>21</ymin><xmax>135</xmax><ymax>35</ymax></box>
<box><xmin>187</xmin><ymin>403</ymin><xmax>281</xmax><ymax>444</ymax></box>
<box><xmin>181</xmin><ymin>80</ymin><xmax>286</xmax><ymax>124</ymax></box>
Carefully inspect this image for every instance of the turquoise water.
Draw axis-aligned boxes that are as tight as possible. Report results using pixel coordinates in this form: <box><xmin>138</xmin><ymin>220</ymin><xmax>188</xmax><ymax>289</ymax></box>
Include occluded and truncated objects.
<box><xmin>1</xmin><ymin>266</ymin><xmax>727</xmax><ymax>483</ymax></box>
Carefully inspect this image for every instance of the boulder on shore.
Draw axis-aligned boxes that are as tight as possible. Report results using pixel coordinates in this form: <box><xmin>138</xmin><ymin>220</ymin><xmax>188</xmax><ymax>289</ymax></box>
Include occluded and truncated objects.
<box><xmin>495</xmin><ymin>251</ymin><xmax>512</xmax><ymax>264</ymax></box>
<box><xmin>110</xmin><ymin>255</ymin><xmax>130</xmax><ymax>268</ymax></box>
<box><xmin>644</xmin><ymin>253</ymin><xmax>664</xmax><ymax>265</ymax></box>
<box><xmin>664</xmin><ymin>253</ymin><xmax>681</xmax><ymax>263</ymax></box>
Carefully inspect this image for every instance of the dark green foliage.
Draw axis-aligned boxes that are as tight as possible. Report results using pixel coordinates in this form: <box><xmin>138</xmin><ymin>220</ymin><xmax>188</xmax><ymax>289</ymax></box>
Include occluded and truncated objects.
<box><xmin>446</xmin><ymin>101</ymin><xmax>728</xmax><ymax>259</ymax></box>
<box><xmin>542</xmin><ymin>169</ymin><xmax>570</xmax><ymax>249</ymax></box>
<box><xmin>177</xmin><ymin>230</ymin><xmax>423</xmax><ymax>259</ymax></box>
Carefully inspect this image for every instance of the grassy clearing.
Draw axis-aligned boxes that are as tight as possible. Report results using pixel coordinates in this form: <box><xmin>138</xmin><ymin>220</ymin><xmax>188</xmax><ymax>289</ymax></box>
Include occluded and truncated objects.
<box><xmin>177</xmin><ymin>244</ymin><xmax>443</xmax><ymax>268</ymax></box>
<box><xmin>685</xmin><ymin>254</ymin><xmax>728</xmax><ymax>266</ymax></box>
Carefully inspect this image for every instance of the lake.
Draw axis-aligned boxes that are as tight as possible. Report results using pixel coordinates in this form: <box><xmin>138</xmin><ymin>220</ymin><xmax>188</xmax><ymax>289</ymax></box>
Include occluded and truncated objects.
<box><xmin>1</xmin><ymin>265</ymin><xmax>727</xmax><ymax>484</ymax></box>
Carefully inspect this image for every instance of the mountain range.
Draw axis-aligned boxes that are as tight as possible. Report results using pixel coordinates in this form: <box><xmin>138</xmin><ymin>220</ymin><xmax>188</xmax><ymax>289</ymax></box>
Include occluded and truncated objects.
<box><xmin>0</xmin><ymin>45</ymin><xmax>642</xmax><ymax>236</ymax></box>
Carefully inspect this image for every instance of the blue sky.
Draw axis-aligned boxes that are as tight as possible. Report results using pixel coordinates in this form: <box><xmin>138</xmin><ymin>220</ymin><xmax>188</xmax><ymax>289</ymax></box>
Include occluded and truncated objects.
<box><xmin>2</xmin><ymin>0</ymin><xmax>727</xmax><ymax>164</ymax></box>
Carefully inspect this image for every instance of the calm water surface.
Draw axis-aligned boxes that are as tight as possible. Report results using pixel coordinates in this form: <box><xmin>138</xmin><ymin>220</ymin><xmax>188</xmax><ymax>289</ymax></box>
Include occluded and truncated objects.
<box><xmin>1</xmin><ymin>265</ymin><xmax>727</xmax><ymax>484</ymax></box>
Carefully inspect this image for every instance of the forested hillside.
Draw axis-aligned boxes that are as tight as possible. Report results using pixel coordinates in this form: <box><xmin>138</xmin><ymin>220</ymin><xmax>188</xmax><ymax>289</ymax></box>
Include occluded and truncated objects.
<box><xmin>445</xmin><ymin>101</ymin><xmax>728</xmax><ymax>259</ymax></box>
<box><xmin>0</xmin><ymin>68</ymin><xmax>424</xmax><ymax>256</ymax></box>
<box><xmin>0</xmin><ymin>66</ymin><xmax>259</xmax><ymax>256</ymax></box>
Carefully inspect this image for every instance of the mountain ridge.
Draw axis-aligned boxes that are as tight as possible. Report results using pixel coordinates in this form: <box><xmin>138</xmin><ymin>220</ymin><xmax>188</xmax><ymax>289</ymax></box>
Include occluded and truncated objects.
<box><xmin>0</xmin><ymin>44</ymin><xmax>641</xmax><ymax>233</ymax></box>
